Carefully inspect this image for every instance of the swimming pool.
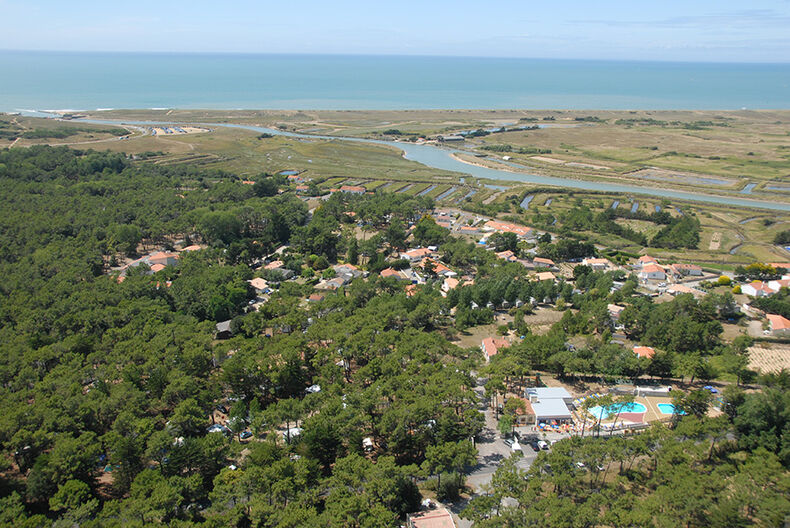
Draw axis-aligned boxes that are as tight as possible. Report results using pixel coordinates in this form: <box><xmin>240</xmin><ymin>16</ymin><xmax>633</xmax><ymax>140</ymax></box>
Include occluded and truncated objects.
<box><xmin>657</xmin><ymin>403</ymin><xmax>686</xmax><ymax>415</ymax></box>
<box><xmin>588</xmin><ymin>402</ymin><xmax>647</xmax><ymax>420</ymax></box>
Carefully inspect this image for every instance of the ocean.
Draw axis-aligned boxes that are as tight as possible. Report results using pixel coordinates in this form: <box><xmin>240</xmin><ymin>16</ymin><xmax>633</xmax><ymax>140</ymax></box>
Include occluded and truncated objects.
<box><xmin>1</xmin><ymin>50</ymin><xmax>789</xmax><ymax>111</ymax></box>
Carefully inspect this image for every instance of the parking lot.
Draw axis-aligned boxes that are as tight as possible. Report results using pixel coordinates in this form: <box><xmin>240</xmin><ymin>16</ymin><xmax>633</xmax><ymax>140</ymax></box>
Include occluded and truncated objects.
<box><xmin>465</xmin><ymin>386</ymin><xmax>540</xmax><ymax>493</ymax></box>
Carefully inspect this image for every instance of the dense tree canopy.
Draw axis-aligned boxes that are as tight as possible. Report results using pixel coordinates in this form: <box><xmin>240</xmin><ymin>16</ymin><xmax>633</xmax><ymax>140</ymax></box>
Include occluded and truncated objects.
<box><xmin>0</xmin><ymin>146</ymin><xmax>481</xmax><ymax>527</ymax></box>
<box><xmin>0</xmin><ymin>145</ymin><xmax>785</xmax><ymax>527</ymax></box>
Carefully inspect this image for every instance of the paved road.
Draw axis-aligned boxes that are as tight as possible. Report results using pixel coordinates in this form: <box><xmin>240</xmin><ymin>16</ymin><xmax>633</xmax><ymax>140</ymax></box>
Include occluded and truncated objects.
<box><xmin>465</xmin><ymin>407</ymin><xmax>537</xmax><ymax>492</ymax></box>
<box><xmin>449</xmin><ymin>381</ymin><xmax>539</xmax><ymax>527</ymax></box>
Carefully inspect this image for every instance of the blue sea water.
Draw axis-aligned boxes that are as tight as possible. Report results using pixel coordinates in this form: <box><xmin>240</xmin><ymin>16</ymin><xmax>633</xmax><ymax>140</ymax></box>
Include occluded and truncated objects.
<box><xmin>1</xmin><ymin>50</ymin><xmax>789</xmax><ymax>111</ymax></box>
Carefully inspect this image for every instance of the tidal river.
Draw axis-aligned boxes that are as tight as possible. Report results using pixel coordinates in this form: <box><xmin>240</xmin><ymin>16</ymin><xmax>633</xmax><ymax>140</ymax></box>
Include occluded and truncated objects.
<box><xmin>78</xmin><ymin>118</ymin><xmax>790</xmax><ymax>212</ymax></box>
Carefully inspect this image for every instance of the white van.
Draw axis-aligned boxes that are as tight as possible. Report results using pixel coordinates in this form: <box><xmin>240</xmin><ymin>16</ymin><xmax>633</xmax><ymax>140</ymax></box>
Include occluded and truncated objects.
<box><xmin>537</xmin><ymin>440</ymin><xmax>549</xmax><ymax>450</ymax></box>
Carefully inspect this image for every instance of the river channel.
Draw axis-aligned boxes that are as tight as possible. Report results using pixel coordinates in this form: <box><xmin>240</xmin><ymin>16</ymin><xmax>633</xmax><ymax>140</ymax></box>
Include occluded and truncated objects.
<box><xmin>74</xmin><ymin>117</ymin><xmax>790</xmax><ymax>212</ymax></box>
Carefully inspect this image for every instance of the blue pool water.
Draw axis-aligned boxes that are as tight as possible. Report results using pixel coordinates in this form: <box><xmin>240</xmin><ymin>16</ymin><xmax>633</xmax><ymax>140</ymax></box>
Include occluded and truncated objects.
<box><xmin>588</xmin><ymin>402</ymin><xmax>647</xmax><ymax>420</ymax></box>
<box><xmin>657</xmin><ymin>403</ymin><xmax>685</xmax><ymax>415</ymax></box>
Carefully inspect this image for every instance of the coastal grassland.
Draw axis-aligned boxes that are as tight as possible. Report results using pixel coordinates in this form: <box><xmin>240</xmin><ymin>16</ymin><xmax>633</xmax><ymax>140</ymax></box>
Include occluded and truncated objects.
<box><xmin>0</xmin><ymin>114</ymin><xmax>133</xmax><ymax>146</ymax></box>
<box><xmin>612</xmin><ymin>218</ymin><xmax>664</xmax><ymax>240</ymax></box>
<box><xmin>33</xmin><ymin>121</ymin><xmax>468</xmax><ymax>183</ymax></box>
<box><xmin>74</xmin><ymin>108</ymin><xmax>790</xmax><ymax>201</ymax></box>
<box><xmin>465</xmin><ymin>111</ymin><xmax>790</xmax><ymax>194</ymax></box>
<box><xmin>83</xmin><ymin>108</ymin><xmax>539</xmax><ymax>137</ymax></box>
<box><xmin>82</xmin><ymin>108</ymin><xmax>790</xmax><ymax>142</ymax></box>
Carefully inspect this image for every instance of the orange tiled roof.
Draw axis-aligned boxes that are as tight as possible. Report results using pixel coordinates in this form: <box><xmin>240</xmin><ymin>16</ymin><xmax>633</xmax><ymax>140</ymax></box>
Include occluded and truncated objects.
<box><xmin>533</xmin><ymin>257</ymin><xmax>555</xmax><ymax>266</ymax></box>
<box><xmin>641</xmin><ymin>264</ymin><xmax>665</xmax><ymax>274</ymax></box>
<box><xmin>485</xmin><ymin>220</ymin><xmax>532</xmax><ymax>237</ymax></box>
<box><xmin>380</xmin><ymin>268</ymin><xmax>401</xmax><ymax>278</ymax></box>
<box><xmin>634</xmin><ymin>346</ymin><xmax>655</xmax><ymax>359</ymax></box>
<box><xmin>767</xmin><ymin>313</ymin><xmax>790</xmax><ymax>330</ymax></box>
<box><xmin>482</xmin><ymin>337</ymin><xmax>511</xmax><ymax>358</ymax></box>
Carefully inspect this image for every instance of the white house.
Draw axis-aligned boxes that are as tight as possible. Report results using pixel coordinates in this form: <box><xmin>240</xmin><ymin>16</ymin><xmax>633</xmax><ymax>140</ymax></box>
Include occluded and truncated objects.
<box><xmin>767</xmin><ymin>278</ymin><xmax>790</xmax><ymax>293</ymax></box>
<box><xmin>638</xmin><ymin>263</ymin><xmax>666</xmax><ymax>281</ymax></box>
<box><xmin>634</xmin><ymin>255</ymin><xmax>658</xmax><ymax>269</ymax></box>
<box><xmin>400</xmin><ymin>248</ymin><xmax>435</xmax><ymax>262</ymax></box>
<box><xmin>481</xmin><ymin>337</ymin><xmax>510</xmax><ymax>362</ymax></box>
<box><xmin>669</xmin><ymin>263</ymin><xmax>703</xmax><ymax>277</ymax></box>
<box><xmin>441</xmin><ymin>277</ymin><xmax>460</xmax><ymax>294</ymax></box>
<box><xmin>767</xmin><ymin>314</ymin><xmax>790</xmax><ymax>336</ymax></box>
<box><xmin>582</xmin><ymin>257</ymin><xmax>613</xmax><ymax>271</ymax></box>
<box><xmin>742</xmin><ymin>281</ymin><xmax>775</xmax><ymax>298</ymax></box>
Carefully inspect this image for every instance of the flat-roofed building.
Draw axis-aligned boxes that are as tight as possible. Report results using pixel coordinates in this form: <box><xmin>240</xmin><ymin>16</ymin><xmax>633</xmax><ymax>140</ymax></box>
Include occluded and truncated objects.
<box><xmin>525</xmin><ymin>387</ymin><xmax>573</xmax><ymax>424</ymax></box>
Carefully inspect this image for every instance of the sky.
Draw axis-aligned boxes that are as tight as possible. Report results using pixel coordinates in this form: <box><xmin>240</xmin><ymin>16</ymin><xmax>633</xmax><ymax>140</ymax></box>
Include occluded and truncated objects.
<box><xmin>1</xmin><ymin>0</ymin><xmax>789</xmax><ymax>62</ymax></box>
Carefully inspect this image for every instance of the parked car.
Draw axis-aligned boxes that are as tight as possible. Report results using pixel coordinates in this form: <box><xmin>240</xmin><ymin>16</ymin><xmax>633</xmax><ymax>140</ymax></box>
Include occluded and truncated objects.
<box><xmin>216</xmin><ymin>405</ymin><xmax>228</xmax><ymax>414</ymax></box>
<box><xmin>530</xmin><ymin>440</ymin><xmax>541</xmax><ymax>452</ymax></box>
<box><xmin>239</xmin><ymin>431</ymin><xmax>253</xmax><ymax>440</ymax></box>
<box><xmin>537</xmin><ymin>440</ymin><xmax>549</xmax><ymax>450</ymax></box>
<box><xmin>503</xmin><ymin>438</ymin><xmax>514</xmax><ymax>448</ymax></box>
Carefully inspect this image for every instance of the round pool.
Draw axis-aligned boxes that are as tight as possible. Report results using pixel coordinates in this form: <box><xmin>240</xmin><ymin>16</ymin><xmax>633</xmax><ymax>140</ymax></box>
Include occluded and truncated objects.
<box><xmin>588</xmin><ymin>402</ymin><xmax>647</xmax><ymax>420</ymax></box>
<box><xmin>657</xmin><ymin>403</ymin><xmax>685</xmax><ymax>415</ymax></box>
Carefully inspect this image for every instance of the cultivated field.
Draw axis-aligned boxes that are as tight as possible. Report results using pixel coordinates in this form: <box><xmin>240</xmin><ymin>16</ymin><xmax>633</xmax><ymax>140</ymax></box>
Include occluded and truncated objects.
<box><xmin>748</xmin><ymin>344</ymin><xmax>790</xmax><ymax>373</ymax></box>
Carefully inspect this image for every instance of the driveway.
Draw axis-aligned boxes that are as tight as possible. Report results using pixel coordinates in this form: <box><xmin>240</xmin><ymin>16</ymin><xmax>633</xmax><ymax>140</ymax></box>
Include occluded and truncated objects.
<box><xmin>747</xmin><ymin>319</ymin><xmax>766</xmax><ymax>338</ymax></box>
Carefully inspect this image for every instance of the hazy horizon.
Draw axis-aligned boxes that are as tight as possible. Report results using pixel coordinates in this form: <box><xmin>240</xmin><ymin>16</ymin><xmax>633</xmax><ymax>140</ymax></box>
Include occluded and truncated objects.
<box><xmin>3</xmin><ymin>48</ymin><xmax>790</xmax><ymax>65</ymax></box>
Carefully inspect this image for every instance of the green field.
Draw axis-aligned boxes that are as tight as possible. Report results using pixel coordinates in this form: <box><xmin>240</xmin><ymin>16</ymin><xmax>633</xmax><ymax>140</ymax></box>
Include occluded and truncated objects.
<box><xmin>0</xmin><ymin>114</ymin><xmax>134</xmax><ymax>146</ymax></box>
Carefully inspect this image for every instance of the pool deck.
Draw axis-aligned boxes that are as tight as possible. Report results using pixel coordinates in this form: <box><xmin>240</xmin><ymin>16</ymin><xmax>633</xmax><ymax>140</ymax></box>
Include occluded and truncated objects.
<box><xmin>587</xmin><ymin>395</ymin><xmax>675</xmax><ymax>426</ymax></box>
<box><xmin>641</xmin><ymin>395</ymin><xmax>675</xmax><ymax>423</ymax></box>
